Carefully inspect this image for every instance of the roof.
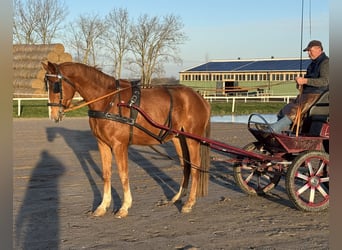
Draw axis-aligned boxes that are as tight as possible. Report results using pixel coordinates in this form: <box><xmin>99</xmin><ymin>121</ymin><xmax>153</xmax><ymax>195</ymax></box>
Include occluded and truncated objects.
<box><xmin>182</xmin><ymin>58</ymin><xmax>311</xmax><ymax>72</ymax></box>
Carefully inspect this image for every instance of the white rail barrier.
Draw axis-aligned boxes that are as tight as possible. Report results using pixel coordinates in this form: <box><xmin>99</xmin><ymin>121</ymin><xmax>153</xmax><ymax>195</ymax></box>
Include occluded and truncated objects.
<box><xmin>13</xmin><ymin>95</ymin><xmax>296</xmax><ymax>116</ymax></box>
<box><xmin>202</xmin><ymin>95</ymin><xmax>296</xmax><ymax>112</ymax></box>
<box><xmin>13</xmin><ymin>97</ymin><xmax>83</xmax><ymax>117</ymax></box>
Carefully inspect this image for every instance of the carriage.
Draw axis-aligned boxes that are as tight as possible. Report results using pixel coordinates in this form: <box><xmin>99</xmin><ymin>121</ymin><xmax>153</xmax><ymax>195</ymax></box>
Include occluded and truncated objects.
<box><xmin>43</xmin><ymin>61</ymin><xmax>329</xmax><ymax>217</ymax></box>
<box><xmin>233</xmin><ymin>90</ymin><xmax>329</xmax><ymax>212</ymax></box>
<box><xmin>120</xmin><ymin>90</ymin><xmax>329</xmax><ymax>212</ymax></box>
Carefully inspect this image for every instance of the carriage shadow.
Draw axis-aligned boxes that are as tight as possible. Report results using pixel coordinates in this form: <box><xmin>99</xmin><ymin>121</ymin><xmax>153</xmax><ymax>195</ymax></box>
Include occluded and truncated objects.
<box><xmin>15</xmin><ymin>150</ymin><xmax>65</xmax><ymax>249</ymax></box>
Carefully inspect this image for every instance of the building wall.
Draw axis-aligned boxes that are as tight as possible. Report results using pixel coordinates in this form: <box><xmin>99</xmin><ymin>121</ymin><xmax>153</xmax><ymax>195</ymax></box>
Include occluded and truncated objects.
<box><xmin>180</xmin><ymin>70</ymin><xmax>303</xmax><ymax>96</ymax></box>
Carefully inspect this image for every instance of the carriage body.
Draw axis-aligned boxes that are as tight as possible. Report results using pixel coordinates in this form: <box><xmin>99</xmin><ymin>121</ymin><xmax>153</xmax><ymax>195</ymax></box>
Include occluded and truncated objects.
<box><xmin>233</xmin><ymin>91</ymin><xmax>329</xmax><ymax>212</ymax></box>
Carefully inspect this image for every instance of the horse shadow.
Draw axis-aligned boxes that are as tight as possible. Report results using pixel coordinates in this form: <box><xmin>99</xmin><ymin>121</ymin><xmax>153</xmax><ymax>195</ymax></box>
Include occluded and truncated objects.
<box><xmin>45</xmin><ymin>127</ymin><xmax>121</xmax><ymax>211</ymax></box>
<box><xmin>45</xmin><ymin>127</ymin><xmax>182</xmax><ymax>212</ymax></box>
<box><xmin>14</xmin><ymin>150</ymin><xmax>65</xmax><ymax>249</ymax></box>
<box><xmin>128</xmin><ymin>143</ymin><xmax>183</xmax><ymax>211</ymax></box>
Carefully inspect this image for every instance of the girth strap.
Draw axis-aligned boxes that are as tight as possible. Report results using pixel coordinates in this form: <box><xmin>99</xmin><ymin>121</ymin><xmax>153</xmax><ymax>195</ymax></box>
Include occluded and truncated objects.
<box><xmin>88</xmin><ymin>110</ymin><xmax>135</xmax><ymax>125</ymax></box>
<box><xmin>88</xmin><ymin>109</ymin><xmax>169</xmax><ymax>143</ymax></box>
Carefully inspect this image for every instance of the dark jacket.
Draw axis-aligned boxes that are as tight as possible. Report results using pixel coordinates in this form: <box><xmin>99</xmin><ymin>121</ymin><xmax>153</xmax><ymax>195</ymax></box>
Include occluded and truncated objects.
<box><xmin>303</xmin><ymin>52</ymin><xmax>329</xmax><ymax>94</ymax></box>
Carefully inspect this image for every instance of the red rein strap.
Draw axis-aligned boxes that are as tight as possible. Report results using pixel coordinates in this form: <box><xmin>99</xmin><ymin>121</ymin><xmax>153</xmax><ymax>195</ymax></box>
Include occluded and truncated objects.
<box><xmin>64</xmin><ymin>86</ymin><xmax>131</xmax><ymax>113</ymax></box>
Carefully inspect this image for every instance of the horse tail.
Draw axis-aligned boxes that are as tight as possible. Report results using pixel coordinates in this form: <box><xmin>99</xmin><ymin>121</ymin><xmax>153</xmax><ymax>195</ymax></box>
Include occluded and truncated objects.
<box><xmin>197</xmin><ymin>115</ymin><xmax>211</xmax><ymax>197</ymax></box>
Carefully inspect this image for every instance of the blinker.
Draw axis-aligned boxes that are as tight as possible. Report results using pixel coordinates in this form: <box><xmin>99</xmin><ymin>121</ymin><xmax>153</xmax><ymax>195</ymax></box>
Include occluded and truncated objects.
<box><xmin>53</xmin><ymin>82</ymin><xmax>61</xmax><ymax>93</ymax></box>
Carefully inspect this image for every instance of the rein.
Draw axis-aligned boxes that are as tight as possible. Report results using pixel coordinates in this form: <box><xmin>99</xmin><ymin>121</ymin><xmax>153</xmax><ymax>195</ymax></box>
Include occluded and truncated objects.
<box><xmin>64</xmin><ymin>86</ymin><xmax>131</xmax><ymax>113</ymax></box>
<box><xmin>45</xmin><ymin>68</ymin><xmax>131</xmax><ymax>113</ymax></box>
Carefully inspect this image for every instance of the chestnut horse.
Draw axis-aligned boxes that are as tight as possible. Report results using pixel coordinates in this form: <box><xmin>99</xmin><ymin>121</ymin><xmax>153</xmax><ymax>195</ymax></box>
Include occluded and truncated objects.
<box><xmin>42</xmin><ymin>61</ymin><xmax>211</xmax><ymax>218</ymax></box>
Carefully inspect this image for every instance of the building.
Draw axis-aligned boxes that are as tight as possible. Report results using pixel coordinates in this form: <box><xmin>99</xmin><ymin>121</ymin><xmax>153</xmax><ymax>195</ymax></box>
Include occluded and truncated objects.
<box><xmin>179</xmin><ymin>58</ymin><xmax>310</xmax><ymax>96</ymax></box>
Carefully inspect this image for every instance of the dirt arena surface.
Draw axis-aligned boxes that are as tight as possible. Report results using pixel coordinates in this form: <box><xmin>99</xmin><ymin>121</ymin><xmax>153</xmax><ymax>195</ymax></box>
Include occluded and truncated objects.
<box><xmin>13</xmin><ymin>117</ymin><xmax>329</xmax><ymax>249</ymax></box>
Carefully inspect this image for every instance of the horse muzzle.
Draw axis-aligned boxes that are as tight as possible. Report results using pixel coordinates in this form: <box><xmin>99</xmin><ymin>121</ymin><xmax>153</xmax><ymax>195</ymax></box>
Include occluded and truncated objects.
<box><xmin>48</xmin><ymin>103</ymin><xmax>66</xmax><ymax>123</ymax></box>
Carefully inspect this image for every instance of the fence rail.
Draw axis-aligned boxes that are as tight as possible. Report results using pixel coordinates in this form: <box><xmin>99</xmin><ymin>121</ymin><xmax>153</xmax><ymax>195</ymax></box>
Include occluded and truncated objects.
<box><xmin>13</xmin><ymin>95</ymin><xmax>296</xmax><ymax>116</ymax></box>
<box><xmin>203</xmin><ymin>95</ymin><xmax>296</xmax><ymax>112</ymax></box>
<box><xmin>13</xmin><ymin>97</ymin><xmax>83</xmax><ymax>117</ymax></box>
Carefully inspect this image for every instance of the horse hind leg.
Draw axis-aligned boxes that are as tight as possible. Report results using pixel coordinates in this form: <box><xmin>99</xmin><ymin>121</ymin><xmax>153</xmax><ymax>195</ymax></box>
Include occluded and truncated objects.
<box><xmin>171</xmin><ymin>135</ymin><xmax>190</xmax><ymax>203</ymax></box>
<box><xmin>181</xmin><ymin>140</ymin><xmax>202</xmax><ymax>213</ymax></box>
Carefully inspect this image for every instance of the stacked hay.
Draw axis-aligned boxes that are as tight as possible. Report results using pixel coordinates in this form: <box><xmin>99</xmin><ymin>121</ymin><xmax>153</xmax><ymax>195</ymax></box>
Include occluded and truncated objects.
<box><xmin>13</xmin><ymin>44</ymin><xmax>73</xmax><ymax>97</ymax></box>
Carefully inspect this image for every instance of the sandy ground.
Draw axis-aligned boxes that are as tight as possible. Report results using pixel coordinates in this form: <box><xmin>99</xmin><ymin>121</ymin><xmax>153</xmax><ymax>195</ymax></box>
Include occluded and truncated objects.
<box><xmin>13</xmin><ymin>117</ymin><xmax>328</xmax><ymax>249</ymax></box>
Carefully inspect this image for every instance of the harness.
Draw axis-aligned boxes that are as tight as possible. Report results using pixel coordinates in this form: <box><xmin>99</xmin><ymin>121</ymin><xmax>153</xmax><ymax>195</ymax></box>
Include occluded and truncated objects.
<box><xmin>87</xmin><ymin>81</ymin><xmax>174</xmax><ymax>144</ymax></box>
<box><xmin>45</xmin><ymin>67</ymin><xmax>174</xmax><ymax>144</ymax></box>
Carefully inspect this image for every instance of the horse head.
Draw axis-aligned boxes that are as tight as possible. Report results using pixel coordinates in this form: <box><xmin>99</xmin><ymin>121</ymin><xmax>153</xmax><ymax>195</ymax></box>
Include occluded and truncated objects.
<box><xmin>42</xmin><ymin>61</ymin><xmax>77</xmax><ymax>122</ymax></box>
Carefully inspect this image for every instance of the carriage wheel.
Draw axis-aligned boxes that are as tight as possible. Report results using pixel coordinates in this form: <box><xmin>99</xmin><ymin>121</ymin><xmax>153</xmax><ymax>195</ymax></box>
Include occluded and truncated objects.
<box><xmin>233</xmin><ymin>142</ymin><xmax>281</xmax><ymax>195</ymax></box>
<box><xmin>286</xmin><ymin>150</ymin><xmax>329</xmax><ymax>212</ymax></box>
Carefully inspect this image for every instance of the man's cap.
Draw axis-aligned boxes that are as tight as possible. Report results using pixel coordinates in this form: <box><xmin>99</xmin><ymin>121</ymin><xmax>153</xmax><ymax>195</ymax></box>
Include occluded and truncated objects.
<box><xmin>303</xmin><ymin>40</ymin><xmax>323</xmax><ymax>51</ymax></box>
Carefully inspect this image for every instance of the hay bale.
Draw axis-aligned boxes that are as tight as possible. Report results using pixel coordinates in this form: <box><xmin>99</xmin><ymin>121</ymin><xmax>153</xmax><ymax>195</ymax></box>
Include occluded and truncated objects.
<box><xmin>13</xmin><ymin>43</ymin><xmax>73</xmax><ymax>97</ymax></box>
<box><xmin>13</xmin><ymin>44</ymin><xmax>65</xmax><ymax>54</ymax></box>
<box><xmin>58</xmin><ymin>53</ymin><xmax>72</xmax><ymax>62</ymax></box>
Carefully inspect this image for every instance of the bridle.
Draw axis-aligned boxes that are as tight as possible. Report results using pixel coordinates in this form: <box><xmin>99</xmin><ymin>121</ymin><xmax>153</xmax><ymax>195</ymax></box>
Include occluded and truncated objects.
<box><xmin>44</xmin><ymin>65</ymin><xmax>132</xmax><ymax>117</ymax></box>
<box><xmin>44</xmin><ymin>66</ymin><xmax>76</xmax><ymax>118</ymax></box>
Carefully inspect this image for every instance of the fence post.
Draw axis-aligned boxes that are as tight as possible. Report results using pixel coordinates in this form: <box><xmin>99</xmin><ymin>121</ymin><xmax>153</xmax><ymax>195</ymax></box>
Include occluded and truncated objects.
<box><xmin>232</xmin><ymin>97</ymin><xmax>235</xmax><ymax>112</ymax></box>
<box><xmin>18</xmin><ymin>99</ymin><xmax>21</xmax><ymax>117</ymax></box>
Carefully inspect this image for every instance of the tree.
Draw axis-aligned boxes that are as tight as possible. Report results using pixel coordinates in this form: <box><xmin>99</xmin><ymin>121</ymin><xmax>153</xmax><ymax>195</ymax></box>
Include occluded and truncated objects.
<box><xmin>129</xmin><ymin>14</ymin><xmax>187</xmax><ymax>86</ymax></box>
<box><xmin>13</xmin><ymin>0</ymin><xmax>68</xmax><ymax>44</ymax></box>
<box><xmin>66</xmin><ymin>13</ymin><xmax>106</xmax><ymax>65</ymax></box>
<box><xmin>102</xmin><ymin>8</ymin><xmax>131</xmax><ymax>79</ymax></box>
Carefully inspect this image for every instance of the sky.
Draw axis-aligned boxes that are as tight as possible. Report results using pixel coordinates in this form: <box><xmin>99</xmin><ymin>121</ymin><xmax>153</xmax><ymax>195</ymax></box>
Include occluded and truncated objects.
<box><xmin>62</xmin><ymin>0</ymin><xmax>329</xmax><ymax>78</ymax></box>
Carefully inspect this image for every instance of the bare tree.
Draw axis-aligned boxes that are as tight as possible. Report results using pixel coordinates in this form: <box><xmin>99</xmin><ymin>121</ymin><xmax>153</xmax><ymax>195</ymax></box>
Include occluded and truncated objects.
<box><xmin>13</xmin><ymin>0</ymin><xmax>68</xmax><ymax>44</ymax></box>
<box><xmin>66</xmin><ymin>13</ymin><xmax>106</xmax><ymax>65</ymax></box>
<box><xmin>129</xmin><ymin>14</ymin><xmax>187</xmax><ymax>87</ymax></box>
<box><xmin>13</xmin><ymin>0</ymin><xmax>39</xmax><ymax>44</ymax></box>
<box><xmin>102</xmin><ymin>8</ymin><xmax>131</xmax><ymax>79</ymax></box>
<box><xmin>34</xmin><ymin>0</ymin><xmax>68</xmax><ymax>44</ymax></box>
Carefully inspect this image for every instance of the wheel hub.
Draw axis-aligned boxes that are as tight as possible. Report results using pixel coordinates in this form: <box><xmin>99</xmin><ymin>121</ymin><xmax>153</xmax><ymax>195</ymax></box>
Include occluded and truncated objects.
<box><xmin>309</xmin><ymin>176</ymin><xmax>320</xmax><ymax>187</ymax></box>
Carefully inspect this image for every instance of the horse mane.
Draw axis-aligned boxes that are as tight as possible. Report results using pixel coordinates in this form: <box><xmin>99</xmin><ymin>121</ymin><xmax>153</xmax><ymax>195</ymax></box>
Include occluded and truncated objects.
<box><xmin>60</xmin><ymin>62</ymin><xmax>118</xmax><ymax>87</ymax></box>
<box><xmin>93</xmin><ymin>64</ymin><xmax>103</xmax><ymax>71</ymax></box>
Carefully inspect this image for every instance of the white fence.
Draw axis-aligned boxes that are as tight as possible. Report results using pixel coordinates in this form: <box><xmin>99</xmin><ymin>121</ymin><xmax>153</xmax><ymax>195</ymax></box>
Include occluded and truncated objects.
<box><xmin>13</xmin><ymin>95</ymin><xmax>296</xmax><ymax>116</ymax></box>
<box><xmin>13</xmin><ymin>97</ymin><xmax>83</xmax><ymax>117</ymax></box>
<box><xmin>203</xmin><ymin>95</ymin><xmax>296</xmax><ymax>112</ymax></box>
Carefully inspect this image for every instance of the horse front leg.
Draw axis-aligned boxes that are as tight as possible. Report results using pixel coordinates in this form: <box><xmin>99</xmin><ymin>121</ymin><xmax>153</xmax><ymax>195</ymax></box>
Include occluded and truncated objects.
<box><xmin>113</xmin><ymin>144</ymin><xmax>132</xmax><ymax>219</ymax></box>
<box><xmin>93</xmin><ymin>140</ymin><xmax>113</xmax><ymax>217</ymax></box>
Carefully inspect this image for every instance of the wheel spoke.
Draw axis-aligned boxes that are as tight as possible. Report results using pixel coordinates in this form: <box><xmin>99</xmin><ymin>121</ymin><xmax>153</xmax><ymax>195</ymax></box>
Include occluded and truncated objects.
<box><xmin>315</xmin><ymin>161</ymin><xmax>326</xmax><ymax>176</ymax></box>
<box><xmin>297</xmin><ymin>183</ymin><xmax>310</xmax><ymax>195</ymax></box>
<box><xmin>309</xmin><ymin>187</ymin><xmax>316</xmax><ymax>203</ymax></box>
<box><xmin>241</xmin><ymin>165</ymin><xmax>253</xmax><ymax>170</ymax></box>
<box><xmin>320</xmin><ymin>177</ymin><xmax>329</xmax><ymax>183</ymax></box>
<box><xmin>296</xmin><ymin>172</ymin><xmax>309</xmax><ymax>181</ymax></box>
<box><xmin>263</xmin><ymin>174</ymin><xmax>271</xmax><ymax>181</ymax></box>
<box><xmin>317</xmin><ymin>185</ymin><xmax>328</xmax><ymax>198</ymax></box>
<box><xmin>307</xmin><ymin>161</ymin><xmax>314</xmax><ymax>175</ymax></box>
<box><xmin>245</xmin><ymin>171</ymin><xmax>255</xmax><ymax>183</ymax></box>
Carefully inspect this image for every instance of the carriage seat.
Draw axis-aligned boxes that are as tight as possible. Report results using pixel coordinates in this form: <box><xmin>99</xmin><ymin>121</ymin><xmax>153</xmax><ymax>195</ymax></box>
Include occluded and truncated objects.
<box><xmin>307</xmin><ymin>90</ymin><xmax>329</xmax><ymax>119</ymax></box>
<box><xmin>302</xmin><ymin>90</ymin><xmax>329</xmax><ymax>136</ymax></box>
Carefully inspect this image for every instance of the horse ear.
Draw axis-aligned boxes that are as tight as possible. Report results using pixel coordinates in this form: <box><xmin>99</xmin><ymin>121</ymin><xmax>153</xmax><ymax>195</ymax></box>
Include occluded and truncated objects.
<box><xmin>41</xmin><ymin>62</ymin><xmax>48</xmax><ymax>71</ymax></box>
<box><xmin>41</xmin><ymin>61</ymin><xmax>56</xmax><ymax>72</ymax></box>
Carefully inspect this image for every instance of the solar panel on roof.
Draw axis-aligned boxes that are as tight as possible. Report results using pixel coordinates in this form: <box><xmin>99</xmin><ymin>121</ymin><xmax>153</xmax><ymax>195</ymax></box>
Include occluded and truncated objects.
<box><xmin>185</xmin><ymin>59</ymin><xmax>311</xmax><ymax>72</ymax></box>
